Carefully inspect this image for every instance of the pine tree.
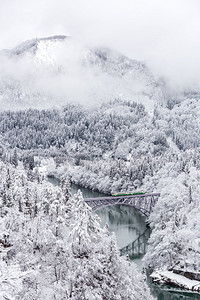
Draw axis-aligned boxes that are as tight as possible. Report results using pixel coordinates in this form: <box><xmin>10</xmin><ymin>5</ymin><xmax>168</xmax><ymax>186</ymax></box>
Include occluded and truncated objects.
<box><xmin>66</xmin><ymin>190</ymin><xmax>155</xmax><ymax>299</ymax></box>
<box><xmin>12</xmin><ymin>148</ymin><xmax>18</xmax><ymax>168</ymax></box>
<box><xmin>60</xmin><ymin>176</ymin><xmax>71</xmax><ymax>204</ymax></box>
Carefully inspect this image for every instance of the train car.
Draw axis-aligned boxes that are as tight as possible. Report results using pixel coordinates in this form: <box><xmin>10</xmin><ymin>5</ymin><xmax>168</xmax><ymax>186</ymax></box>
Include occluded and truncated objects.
<box><xmin>112</xmin><ymin>191</ymin><xmax>146</xmax><ymax>196</ymax></box>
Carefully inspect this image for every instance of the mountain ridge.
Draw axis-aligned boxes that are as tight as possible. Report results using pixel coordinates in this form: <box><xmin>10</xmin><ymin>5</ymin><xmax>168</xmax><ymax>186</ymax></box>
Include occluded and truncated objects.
<box><xmin>0</xmin><ymin>35</ymin><xmax>166</xmax><ymax>111</ymax></box>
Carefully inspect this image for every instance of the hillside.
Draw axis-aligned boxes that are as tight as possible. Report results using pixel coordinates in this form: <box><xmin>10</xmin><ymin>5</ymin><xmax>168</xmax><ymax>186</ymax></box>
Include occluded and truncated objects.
<box><xmin>0</xmin><ymin>36</ymin><xmax>200</xmax><ymax>295</ymax></box>
<box><xmin>0</xmin><ymin>35</ymin><xmax>166</xmax><ymax>111</ymax></box>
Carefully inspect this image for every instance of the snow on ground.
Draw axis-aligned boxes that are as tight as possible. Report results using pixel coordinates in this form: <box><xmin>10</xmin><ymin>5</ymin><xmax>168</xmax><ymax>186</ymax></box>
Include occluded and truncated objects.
<box><xmin>166</xmin><ymin>137</ymin><xmax>179</xmax><ymax>152</ymax></box>
<box><xmin>104</xmin><ymin>105</ymin><xmax>136</xmax><ymax>117</ymax></box>
<box><xmin>151</xmin><ymin>270</ymin><xmax>200</xmax><ymax>292</ymax></box>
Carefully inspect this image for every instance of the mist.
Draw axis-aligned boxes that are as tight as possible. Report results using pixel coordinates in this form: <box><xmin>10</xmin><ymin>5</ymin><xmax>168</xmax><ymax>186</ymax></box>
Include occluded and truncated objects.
<box><xmin>0</xmin><ymin>0</ymin><xmax>200</xmax><ymax>91</ymax></box>
<box><xmin>1</xmin><ymin>38</ymin><xmax>156</xmax><ymax>110</ymax></box>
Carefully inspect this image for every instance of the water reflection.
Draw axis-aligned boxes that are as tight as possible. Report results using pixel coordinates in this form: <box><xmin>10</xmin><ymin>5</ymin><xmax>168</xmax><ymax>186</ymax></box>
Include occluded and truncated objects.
<box><xmin>48</xmin><ymin>177</ymin><xmax>200</xmax><ymax>300</ymax></box>
<box><xmin>47</xmin><ymin>176</ymin><xmax>106</xmax><ymax>198</ymax></box>
<box><xmin>96</xmin><ymin>205</ymin><xmax>146</xmax><ymax>248</ymax></box>
<box><xmin>70</xmin><ymin>184</ymin><xmax>106</xmax><ymax>198</ymax></box>
<box><xmin>149</xmin><ymin>282</ymin><xmax>200</xmax><ymax>300</ymax></box>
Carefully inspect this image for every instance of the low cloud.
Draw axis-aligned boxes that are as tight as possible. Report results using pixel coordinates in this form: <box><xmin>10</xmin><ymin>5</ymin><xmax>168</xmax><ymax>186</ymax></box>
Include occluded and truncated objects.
<box><xmin>0</xmin><ymin>0</ymin><xmax>200</xmax><ymax>91</ymax></box>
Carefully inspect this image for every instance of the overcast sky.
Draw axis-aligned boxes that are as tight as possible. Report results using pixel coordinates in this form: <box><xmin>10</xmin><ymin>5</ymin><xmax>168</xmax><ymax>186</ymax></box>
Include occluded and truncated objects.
<box><xmin>1</xmin><ymin>0</ymin><xmax>200</xmax><ymax>89</ymax></box>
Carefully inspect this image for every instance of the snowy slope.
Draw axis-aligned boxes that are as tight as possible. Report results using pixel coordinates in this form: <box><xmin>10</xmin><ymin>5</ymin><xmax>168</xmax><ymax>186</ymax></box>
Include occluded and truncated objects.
<box><xmin>8</xmin><ymin>35</ymin><xmax>67</xmax><ymax>57</ymax></box>
<box><xmin>0</xmin><ymin>35</ymin><xmax>165</xmax><ymax>112</ymax></box>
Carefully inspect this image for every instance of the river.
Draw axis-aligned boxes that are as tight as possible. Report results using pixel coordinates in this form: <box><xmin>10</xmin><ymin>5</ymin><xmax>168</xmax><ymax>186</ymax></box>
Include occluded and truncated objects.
<box><xmin>48</xmin><ymin>176</ymin><xmax>200</xmax><ymax>300</ymax></box>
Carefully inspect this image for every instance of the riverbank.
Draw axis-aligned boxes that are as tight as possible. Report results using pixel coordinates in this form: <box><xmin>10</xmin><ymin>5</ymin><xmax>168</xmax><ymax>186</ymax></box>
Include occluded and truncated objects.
<box><xmin>151</xmin><ymin>270</ymin><xmax>200</xmax><ymax>293</ymax></box>
<box><xmin>47</xmin><ymin>174</ymin><xmax>200</xmax><ymax>299</ymax></box>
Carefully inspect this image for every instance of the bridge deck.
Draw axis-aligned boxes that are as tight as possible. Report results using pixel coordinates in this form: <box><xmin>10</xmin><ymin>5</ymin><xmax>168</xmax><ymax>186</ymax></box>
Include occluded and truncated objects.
<box><xmin>85</xmin><ymin>193</ymin><xmax>160</xmax><ymax>202</ymax></box>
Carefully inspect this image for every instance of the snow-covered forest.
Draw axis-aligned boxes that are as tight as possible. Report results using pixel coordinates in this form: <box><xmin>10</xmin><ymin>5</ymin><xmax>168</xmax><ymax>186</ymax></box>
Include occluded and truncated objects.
<box><xmin>1</xmin><ymin>98</ymin><xmax>200</xmax><ymax>292</ymax></box>
<box><xmin>0</xmin><ymin>35</ymin><xmax>200</xmax><ymax>298</ymax></box>
<box><xmin>0</xmin><ymin>160</ymin><xmax>155</xmax><ymax>299</ymax></box>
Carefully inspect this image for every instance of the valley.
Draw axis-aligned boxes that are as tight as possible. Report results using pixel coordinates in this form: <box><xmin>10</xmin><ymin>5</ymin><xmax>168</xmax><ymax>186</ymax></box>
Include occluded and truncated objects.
<box><xmin>0</xmin><ymin>36</ymin><xmax>199</xmax><ymax>299</ymax></box>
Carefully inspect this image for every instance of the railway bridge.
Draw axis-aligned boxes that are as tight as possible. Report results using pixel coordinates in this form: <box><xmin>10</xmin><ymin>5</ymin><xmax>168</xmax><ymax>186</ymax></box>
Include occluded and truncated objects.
<box><xmin>85</xmin><ymin>193</ymin><xmax>160</xmax><ymax>218</ymax></box>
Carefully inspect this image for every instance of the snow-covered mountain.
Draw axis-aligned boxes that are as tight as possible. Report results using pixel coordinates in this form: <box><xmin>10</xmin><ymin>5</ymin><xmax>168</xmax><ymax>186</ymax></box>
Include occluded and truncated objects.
<box><xmin>0</xmin><ymin>35</ymin><xmax>166</xmax><ymax>112</ymax></box>
<box><xmin>6</xmin><ymin>35</ymin><xmax>67</xmax><ymax>57</ymax></box>
<box><xmin>0</xmin><ymin>36</ymin><xmax>200</xmax><ymax>294</ymax></box>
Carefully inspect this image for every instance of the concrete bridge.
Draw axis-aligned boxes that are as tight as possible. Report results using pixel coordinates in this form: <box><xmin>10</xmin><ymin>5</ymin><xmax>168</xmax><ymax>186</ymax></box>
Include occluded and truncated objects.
<box><xmin>85</xmin><ymin>193</ymin><xmax>160</xmax><ymax>217</ymax></box>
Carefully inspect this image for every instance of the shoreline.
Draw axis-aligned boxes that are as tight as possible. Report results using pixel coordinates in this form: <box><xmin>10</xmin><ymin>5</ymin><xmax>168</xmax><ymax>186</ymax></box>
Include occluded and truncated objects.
<box><xmin>150</xmin><ymin>270</ymin><xmax>200</xmax><ymax>293</ymax></box>
<box><xmin>47</xmin><ymin>173</ymin><xmax>200</xmax><ymax>297</ymax></box>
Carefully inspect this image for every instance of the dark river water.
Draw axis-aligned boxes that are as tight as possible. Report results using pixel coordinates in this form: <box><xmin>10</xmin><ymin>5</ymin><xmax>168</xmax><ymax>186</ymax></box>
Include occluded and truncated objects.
<box><xmin>48</xmin><ymin>176</ymin><xmax>200</xmax><ymax>300</ymax></box>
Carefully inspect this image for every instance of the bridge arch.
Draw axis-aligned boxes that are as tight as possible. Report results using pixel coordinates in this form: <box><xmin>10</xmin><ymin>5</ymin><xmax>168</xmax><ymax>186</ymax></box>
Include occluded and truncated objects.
<box><xmin>85</xmin><ymin>193</ymin><xmax>160</xmax><ymax>218</ymax></box>
<box><xmin>92</xmin><ymin>202</ymin><xmax>149</xmax><ymax>217</ymax></box>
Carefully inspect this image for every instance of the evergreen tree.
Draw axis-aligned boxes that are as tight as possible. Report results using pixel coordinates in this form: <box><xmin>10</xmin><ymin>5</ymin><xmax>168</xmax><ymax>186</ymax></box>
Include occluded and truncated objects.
<box><xmin>66</xmin><ymin>190</ymin><xmax>155</xmax><ymax>299</ymax></box>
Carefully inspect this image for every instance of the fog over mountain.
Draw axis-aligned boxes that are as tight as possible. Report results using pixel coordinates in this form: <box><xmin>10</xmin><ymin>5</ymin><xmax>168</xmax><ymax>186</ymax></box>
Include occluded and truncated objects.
<box><xmin>0</xmin><ymin>1</ymin><xmax>200</xmax><ymax>298</ymax></box>
<box><xmin>1</xmin><ymin>0</ymin><xmax>200</xmax><ymax>91</ymax></box>
<box><xmin>0</xmin><ymin>35</ymin><xmax>169</xmax><ymax>111</ymax></box>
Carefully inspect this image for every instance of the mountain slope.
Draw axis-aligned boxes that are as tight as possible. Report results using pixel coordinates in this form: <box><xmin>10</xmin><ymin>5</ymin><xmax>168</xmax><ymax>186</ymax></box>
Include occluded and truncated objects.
<box><xmin>0</xmin><ymin>36</ymin><xmax>165</xmax><ymax>111</ymax></box>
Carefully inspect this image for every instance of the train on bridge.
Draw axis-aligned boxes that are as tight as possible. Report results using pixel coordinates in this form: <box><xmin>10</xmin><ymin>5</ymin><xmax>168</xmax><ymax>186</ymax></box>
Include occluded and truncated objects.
<box><xmin>112</xmin><ymin>191</ymin><xmax>146</xmax><ymax>196</ymax></box>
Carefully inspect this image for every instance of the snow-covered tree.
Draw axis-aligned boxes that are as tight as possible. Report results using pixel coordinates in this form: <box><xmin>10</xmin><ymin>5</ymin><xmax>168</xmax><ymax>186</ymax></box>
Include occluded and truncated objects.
<box><xmin>66</xmin><ymin>190</ymin><xmax>155</xmax><ymax>299</ymax></box>
<box><xmin>0</xmin><ymin>160</ymin><xmax>154</xmax><ymax>299</ymax></box>
<box><xmin>143</xmin><ymin>164</ymin><xmax>200</xmax><ymax>273</ymax></box>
